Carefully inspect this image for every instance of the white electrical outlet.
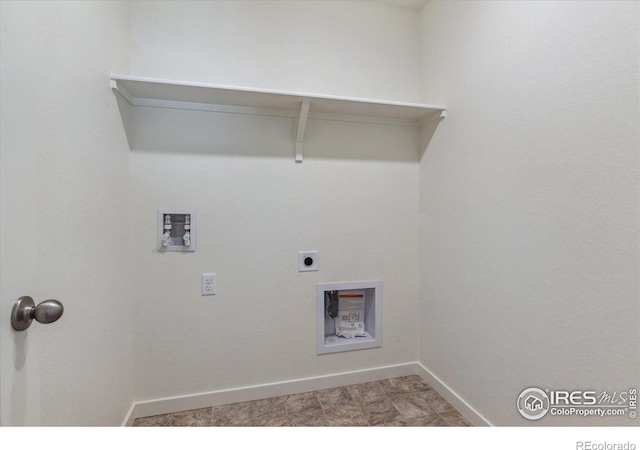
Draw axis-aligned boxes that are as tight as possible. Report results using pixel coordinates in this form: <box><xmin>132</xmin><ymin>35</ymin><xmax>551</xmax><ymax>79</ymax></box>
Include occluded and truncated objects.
<box><xmin>201</xmin><ymin>273</ymin><xmax>216</xmax><ymax>296</ymax></box>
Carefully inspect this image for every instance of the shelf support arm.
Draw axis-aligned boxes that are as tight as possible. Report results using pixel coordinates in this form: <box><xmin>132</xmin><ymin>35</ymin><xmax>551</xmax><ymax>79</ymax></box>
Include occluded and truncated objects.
<box><xmin>295</xmin><ymin>99</ymin><xmax>311</xmax><ymax>163</ymax></box>
<box><xmin>110</xmin><ymin>79</ymin><xmax>134</xmax><ymax>105</ymax></box>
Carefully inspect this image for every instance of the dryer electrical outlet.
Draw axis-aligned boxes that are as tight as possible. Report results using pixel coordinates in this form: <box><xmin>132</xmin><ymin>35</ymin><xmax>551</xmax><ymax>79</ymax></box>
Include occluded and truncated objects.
<box><xmin>298</xmin><ymin>251</ymin><xmax>319</xmax><ymax>272</ymax></box>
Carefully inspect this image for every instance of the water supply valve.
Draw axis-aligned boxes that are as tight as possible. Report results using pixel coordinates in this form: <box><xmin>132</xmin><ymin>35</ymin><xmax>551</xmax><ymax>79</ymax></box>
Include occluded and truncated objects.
<box><xmin>157</xmin><ymin>209</ymin><xmax>196</xmax><ymax>252</ymax></box>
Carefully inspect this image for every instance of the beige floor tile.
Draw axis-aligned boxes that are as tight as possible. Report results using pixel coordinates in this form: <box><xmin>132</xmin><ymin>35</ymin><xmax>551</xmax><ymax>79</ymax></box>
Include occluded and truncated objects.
<box><xmin>391</xmin><ymin>393</ymin><xmax>436</xmax><ymax>418</ymax></box>
<box><xmin>288</xmin><ymin>410</ymin><xmax>327</xmax><ymax>426</ymax></box>
<box><xmin>323</xmin><ymin>404</ymin><xmax>369</xmax><ymax>426</ymax></box>
<box><xmin>211</xmin><ymin>402</ymin><xmax>251</xmax><ymax>426</ymax></box>
<box><xmin>347</xmin><ymin>381</ymin><xmax>387</xmax><ymax>405</ymax></box>
<box><xmin>250</xmin><ymin>412</ymin><xmax>289</xmax><ymax>426</ymax></box>
<box><xmin>379</xmin><ymin>377</ymin><xmax>416</xmax><ymax>397</ymax></box>
<box><xmin>249</xmin><ymin>396</ymin><xmax>288</xmax><ymax>426</ymax></box>
<box><xmin>317</xmin><ymin>386</ymin><xmax>354</xmax><ymax>408</ymax></box>
<box><xmin>359</xmin><ymin>398</ymin><xmax>403</xmax><ymax>426</ymax></box>
<box><xmin>132</xmin><ymin>413</ymin><xmax>173</xmax><ymax>426</ymax></box>
<box><xmin>169</xmin><ymin>407</ymin><xmax>212</xmax><ymax>426</ymax></box>
<box><xmin>439</xmin><ymin>410</ymin><xmax>470</xmax><ymax>426</ymax></box>
<box><xmin>403</xmin><ymin>375</ymin><xmax>433</xmax><ymax>392</ymax></box>
<box><xmin>419</xmin><ymin>389</ymin><xmax>455</xmax><ymax>413</ymax></box>
<box><xmin>397</xmin><ymin>415</ymin><xmax>446</xmax><ymax>426</ymax></box>
<box><xmin>285</xmin><ymin>391</ymin><xmax>322</xmax><ymax>415</ymax></box>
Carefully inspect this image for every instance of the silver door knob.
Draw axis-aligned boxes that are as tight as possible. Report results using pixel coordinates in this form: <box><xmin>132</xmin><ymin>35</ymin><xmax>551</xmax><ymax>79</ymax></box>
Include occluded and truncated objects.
<box><xmin>11</xmin><ymin>296</ymin><xmax>64</xmax><ymax>331</ymax></box>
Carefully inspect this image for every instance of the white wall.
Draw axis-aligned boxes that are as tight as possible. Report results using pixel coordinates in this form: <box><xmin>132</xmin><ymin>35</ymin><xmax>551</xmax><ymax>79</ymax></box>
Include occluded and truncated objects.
<box><xmin>129</xmin><ymin>1</ymin><xmax>423</xmax><ymax>401</ymax></box>
<box><xmin>1</xmin><ymin>1</ymin><xmax>134</xmax><ymax>425</ymax></box>
<box><xmin>130</xmin><ymin>0</ymin><xmax>422</xmax><ymax>102</ymax></box>
<box><xmin>419</xmin><ymin>1</ymin><xmax>639</xmax><ymax>426</ymax></box>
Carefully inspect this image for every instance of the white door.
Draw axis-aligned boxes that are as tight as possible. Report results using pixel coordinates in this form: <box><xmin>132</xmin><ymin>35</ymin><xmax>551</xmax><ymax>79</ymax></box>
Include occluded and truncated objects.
<box><xmin>0</xmin><ymin>1</ymin><xmax>43</xmax><ymax>425</ymax></box>
<box><xmin>1</xmin><ymin>1</ymin><xmax>133</xmax><ymax>426</ymax></box>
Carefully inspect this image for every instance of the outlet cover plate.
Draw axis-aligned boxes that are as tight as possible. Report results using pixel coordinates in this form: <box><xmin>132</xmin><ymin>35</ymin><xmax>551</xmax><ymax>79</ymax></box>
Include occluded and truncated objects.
<box><xmin>201</xmin><ymin>273</ymin><xmax>216</xmax><ymax>296</ymax></box>
<box><xmin>298</xmin><ymin>251</ymin><xmax>319</xmax><ymax>272</ymax></box>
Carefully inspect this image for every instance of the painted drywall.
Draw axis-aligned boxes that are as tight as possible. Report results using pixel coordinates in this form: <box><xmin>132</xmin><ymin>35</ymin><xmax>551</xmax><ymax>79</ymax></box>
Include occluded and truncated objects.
<box><xmin>418</xmin><ymin>1</ymin><xmax>639</xmax><ymax>426</ymax></box>
<box><xmin>129</xmin><ymin>1</ymin><xmax>423</xmax><ymax>401</ymax></box>
<box><xmin>130</xmin><ymin>0</ymin><xmax>422</xmax><ymax>103</ymax></box>
<box><xmin>1</xmin><ymin>1</ymin><xmax>134</xmax><ymax>425</ymax></box>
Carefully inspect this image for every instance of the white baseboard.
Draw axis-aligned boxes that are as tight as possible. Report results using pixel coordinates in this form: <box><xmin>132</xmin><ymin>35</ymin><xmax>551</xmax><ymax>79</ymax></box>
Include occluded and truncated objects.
<box><xmin>415</xmin><ymin>362</ymin><xmax>492</xmax><ymax>426</ymax></box>
<box><xmin>124</xmin><ymin>362</ymin><xmax>417</xmax><ymax>426</ymax></box>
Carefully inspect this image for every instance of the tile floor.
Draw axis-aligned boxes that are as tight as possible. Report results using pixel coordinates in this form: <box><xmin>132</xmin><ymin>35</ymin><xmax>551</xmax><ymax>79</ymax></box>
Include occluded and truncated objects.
<box><xmin>132</xmin><ymin>375</ymin><xmax>471</xmax><ymax>427</ymax></box>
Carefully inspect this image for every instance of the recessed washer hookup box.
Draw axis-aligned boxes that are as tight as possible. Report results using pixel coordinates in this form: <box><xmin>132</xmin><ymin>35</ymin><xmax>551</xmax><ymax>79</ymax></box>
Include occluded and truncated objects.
<box><xmin>316</xmin><ymin>280</ymin><xmax>382</xmax><ymax>355</ymax></box>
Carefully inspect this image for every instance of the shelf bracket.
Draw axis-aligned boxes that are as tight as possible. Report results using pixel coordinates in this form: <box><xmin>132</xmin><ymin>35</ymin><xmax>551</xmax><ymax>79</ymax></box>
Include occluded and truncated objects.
<box><xmin>110</xmin><ymin>79</ymin><xmax>134</xmax><ymax>105</ymax></box>
<box><xmin>295</xmin><ymin>99</ymin><xmax>311</xmax><ymax>163</ymax></box>
<box><xmin>109</xmin><ymin>79</ymin><xmax>135</xmax><ymax>149</ymax></box>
